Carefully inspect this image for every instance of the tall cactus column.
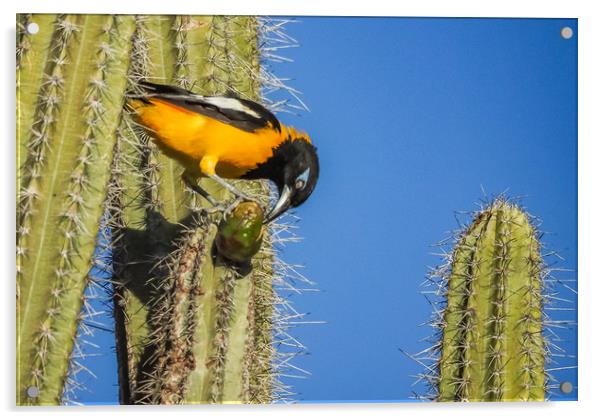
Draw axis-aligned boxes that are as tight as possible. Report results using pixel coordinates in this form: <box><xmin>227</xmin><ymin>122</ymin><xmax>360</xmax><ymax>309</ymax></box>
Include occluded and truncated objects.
<box><xmin>16</xmin><ymin>15</ymin><xmax>136</xmax><ymax>405</ymax></box>
<box><xmin>438</xmin><ymin>199</ymin><xmax>546</xmax><ymax>402</ymax></box>
<box><xmin>108</xmin><ymin>15</ymin><xmax>277</xmax><ymax>404</ymax></box>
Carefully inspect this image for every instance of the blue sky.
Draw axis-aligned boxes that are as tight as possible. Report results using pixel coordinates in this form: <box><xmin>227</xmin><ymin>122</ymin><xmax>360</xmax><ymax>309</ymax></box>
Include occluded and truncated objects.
<box><xmin>74</xmin><ymin>17</ymin><xmax>577</xmax><ymax>404</ymax></box>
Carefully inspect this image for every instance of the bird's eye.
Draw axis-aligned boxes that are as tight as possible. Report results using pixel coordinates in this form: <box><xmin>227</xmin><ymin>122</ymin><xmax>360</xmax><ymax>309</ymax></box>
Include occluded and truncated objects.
<box><xmin>294</xmin><ymin>167</ymin><xmax>310</xmax><ymax>190</ymax></box>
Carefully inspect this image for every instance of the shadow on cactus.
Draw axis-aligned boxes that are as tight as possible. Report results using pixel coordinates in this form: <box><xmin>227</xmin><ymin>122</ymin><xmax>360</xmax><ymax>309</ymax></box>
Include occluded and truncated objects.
<box><xmin>113</xmin><ymin>208</ymin><xmax>271</xmax><ymax>404</ymax></box>
<box><xmin>404</xmin><ymin>197</ymin><xmax>576</xmax><ymax>402</ymax></box>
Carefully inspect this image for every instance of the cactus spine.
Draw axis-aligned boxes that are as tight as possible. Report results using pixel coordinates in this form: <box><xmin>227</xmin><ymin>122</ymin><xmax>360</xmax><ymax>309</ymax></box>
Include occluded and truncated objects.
<box><xmin>437</xmin><ymin>199</ymin><xmax>546</xmax><ymax>401</ymax></box>
<box><xmin>17</xmin><ymin>14</ymin><xmax>302</xmax><ymax>405</ymax></box>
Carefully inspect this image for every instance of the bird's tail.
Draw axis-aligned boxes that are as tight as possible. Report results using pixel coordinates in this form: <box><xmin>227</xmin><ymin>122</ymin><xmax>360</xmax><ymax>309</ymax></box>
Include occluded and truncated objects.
<box><xmin>125</xmin><ymin>80</ymin><xmax>196</xmax><ymax>102</ymax></box>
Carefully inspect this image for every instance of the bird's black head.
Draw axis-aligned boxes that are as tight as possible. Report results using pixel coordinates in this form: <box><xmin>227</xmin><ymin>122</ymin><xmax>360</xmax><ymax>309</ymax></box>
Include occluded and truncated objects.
<box><xmin>243</xmin><ymin>137</ymin><xmax>319</xmax><ymax>223</ymax></box>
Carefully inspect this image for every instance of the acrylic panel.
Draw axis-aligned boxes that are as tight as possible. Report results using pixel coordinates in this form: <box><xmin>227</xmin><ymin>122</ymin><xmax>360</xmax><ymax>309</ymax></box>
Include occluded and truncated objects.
<box><xmin>16</xmin><ymin>14</ymin><xmax>577</xmax><ymax>405</ymax></box>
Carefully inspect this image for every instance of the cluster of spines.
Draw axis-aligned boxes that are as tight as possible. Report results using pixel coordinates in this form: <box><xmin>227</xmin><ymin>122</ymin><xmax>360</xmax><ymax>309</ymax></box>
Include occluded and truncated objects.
<box><xmin>18</xmin><ymin>15</ymin><xmax>76</xmax><ymax>270</ymax></box>
<box><xmin>171</xmin><ymin>16</ymin><xmax>193</xmax><ymax>89</ymax></box>
<box><xmin>256</xmin><ymin>17</ymin><xmax>309</xmax><ymax>114</ymax></box>
<box><xmin>17</xmin><ymin>14</ymin><xmax>57</xmax><ymax>204</ymax></box>
<box><xmin>16</xmin><ymin>14</ymin><xmax>30</xmax><ymax>71</ymax></box>
<box><xmin>203</xmin><ymin>16</ymin><xmax>235</xmax><ymax>95</ymax></box>
<box><xmin>409</xmin><ymin>196</ymin><xmax>576</xmax><ymax>402</ymax></box>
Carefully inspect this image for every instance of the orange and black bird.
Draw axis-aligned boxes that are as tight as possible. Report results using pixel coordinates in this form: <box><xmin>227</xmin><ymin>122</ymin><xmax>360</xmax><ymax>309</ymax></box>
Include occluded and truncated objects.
<box><xmin>127</xmin><ymin>81</ymin><xmax>319</xmax><ymax>223</ymax></box>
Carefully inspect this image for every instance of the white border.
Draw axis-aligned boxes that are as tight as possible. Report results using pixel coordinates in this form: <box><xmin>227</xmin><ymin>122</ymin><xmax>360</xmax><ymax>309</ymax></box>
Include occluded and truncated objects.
<box><xmin>3</xmin><ymin>1</ymin><xmax>600</xmax><ymax>420</ymax></box>
<box><xmin>5</xmin><ymin>0</ymin><xmax>588</xmax><ymax>17</ymax></box>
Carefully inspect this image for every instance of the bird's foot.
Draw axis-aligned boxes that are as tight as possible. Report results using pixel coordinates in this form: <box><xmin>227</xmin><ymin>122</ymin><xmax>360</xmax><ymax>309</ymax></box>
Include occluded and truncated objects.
<box><xmin>223</xmin><ymin>196</ymin><xmax>247</xmax><ymax>216</ymax></box>
<box><xmin>184</xmin><ymin>174</ymin><xmax>260</xmax><ymax>217</ymax></box>
<box><xmin>204</xmin><ymin>202</ymin><xmax>228</xmax><ymax>214</ymax></box>
<box><xmin>208</xmin><ymin>175</ymin><xmax>255</xmax><ymax>203</ymax></box>
<box><xmin>201</xmin><ymin>196</ymin><xmax>257</xmax><ymax>219</ymax></box>
<box><xmin>183</xmin><ymin>175</ymin><xmax>221</xmax><ymax>208</ymax></box>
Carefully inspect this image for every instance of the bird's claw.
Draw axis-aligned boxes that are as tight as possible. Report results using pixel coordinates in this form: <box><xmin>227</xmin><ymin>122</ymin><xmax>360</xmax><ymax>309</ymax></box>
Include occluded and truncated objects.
<box><xmin>203</xmin><ymin>203</ymin><xmax>227</xmax><ymax>214</ymax></box>
<box><xmin>205</xmin><ymin>195</ymin><xmax>260</xmax><ymax>219</ymax></box>
<box><xmin>224</xmin><ymin>197</ymin><xmax>244</xmax><ymax>216</ymax></box>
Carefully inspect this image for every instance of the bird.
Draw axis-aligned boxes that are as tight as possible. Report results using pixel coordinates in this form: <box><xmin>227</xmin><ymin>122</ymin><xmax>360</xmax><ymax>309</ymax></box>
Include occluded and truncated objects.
<box><xmin>127</xmin><ymin>81</ymin><xmax>319</xmax><ymax>223</ymax></box>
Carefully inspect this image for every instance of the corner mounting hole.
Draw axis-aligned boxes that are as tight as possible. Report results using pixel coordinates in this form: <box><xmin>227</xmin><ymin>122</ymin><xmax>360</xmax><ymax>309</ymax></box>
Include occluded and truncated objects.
<box><xmin>26</xmin><ymin>386</ymin><xmax>40</xmax><ymax>398</ymax></box>
<box><xmin>26</xmin><ymin>22</ymin><xmax>39</xmax><ymax>35</ymax></box>
<box><xmin>561</xmin><ymin>27</ymin><xmax>573</xmax><ymax>39</ymax></box>
<box><xmin>559</xmin><ymin>381</ymin><xmax>573</xmax><ymax>394</ymax></box>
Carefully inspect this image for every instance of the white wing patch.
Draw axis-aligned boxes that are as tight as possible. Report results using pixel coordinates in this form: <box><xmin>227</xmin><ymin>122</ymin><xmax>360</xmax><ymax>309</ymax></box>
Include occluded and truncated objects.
<box><xmin>199</xmin><ymin>96</ymin><xmax>261</xmax><ymax>119</ymax></box>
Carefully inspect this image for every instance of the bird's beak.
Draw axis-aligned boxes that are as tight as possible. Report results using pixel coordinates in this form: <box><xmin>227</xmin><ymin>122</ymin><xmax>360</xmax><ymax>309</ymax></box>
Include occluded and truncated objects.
<box><xmin>265</xmin><ymin>185</ymin><xmax>292</xmax><ymax>223</ymax></box>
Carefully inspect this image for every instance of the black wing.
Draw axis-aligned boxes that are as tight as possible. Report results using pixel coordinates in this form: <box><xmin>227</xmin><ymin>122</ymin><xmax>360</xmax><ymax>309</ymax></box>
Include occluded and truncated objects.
<box><xmin>128</xmin><ymin>81</ymin><xmax>281</xmax><ymax>133</ymax></box>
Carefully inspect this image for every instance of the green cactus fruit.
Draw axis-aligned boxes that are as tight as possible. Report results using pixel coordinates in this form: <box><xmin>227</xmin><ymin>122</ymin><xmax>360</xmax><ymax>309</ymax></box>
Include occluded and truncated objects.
<box><xmin>438</xmin><ymin>199</ymin><xmax>545</xmax><ymax>402</ymax></box>
<box><xmin>216</xmin><ymin>202</ymin><xmax>265</xmax><ymax>263</ymax></box>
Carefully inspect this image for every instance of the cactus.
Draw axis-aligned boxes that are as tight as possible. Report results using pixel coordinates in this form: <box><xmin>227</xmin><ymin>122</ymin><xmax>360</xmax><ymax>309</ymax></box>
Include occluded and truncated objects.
<box><xmin>16</xmin><ymin>15</ymin><xmax>136</xmax><ymax>405</ymax></box>
<box><xmin>107</xmin><ymin>15</ymin><xmax>279</xmax><ymax>404</ymax></box>
<box><xmin>125</xmin><ymin>213</ymin><xmax>268</xmax><ymax>404</ymax></box>
<box><xmin>17</xmin><ymin>14</ymin><xmax>308</xmax><ymax>405</ymax></box>
<box><xmin>424</xmin><ymin>198</ymin><xmax>547</xmax><ymax>402</ymax></box>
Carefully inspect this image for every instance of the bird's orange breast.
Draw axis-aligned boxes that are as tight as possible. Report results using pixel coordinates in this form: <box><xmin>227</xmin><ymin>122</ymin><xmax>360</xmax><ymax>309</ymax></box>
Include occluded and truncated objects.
<box><xmin>129</xmin><ymin>98</ymin><xmax>284</xmax><ymax>178</ymax></box>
